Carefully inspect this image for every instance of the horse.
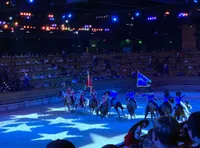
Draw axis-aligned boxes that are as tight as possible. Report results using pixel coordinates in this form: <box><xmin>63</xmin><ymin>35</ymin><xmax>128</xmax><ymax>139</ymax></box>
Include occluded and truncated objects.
<box><xmin>89</xmin><ymin>98</ymin><xmax>99</xmax><ymax>114</ymax></box>
<box><xmin>158</xmin><ymin>97</ymin><xmax>174</xmax><ymax>116</ymax></box>
<box><xmin>95</xmin><ymin>99</ymin><xmax>110</xmax><ymax>119</ymax></box>
<box><xmin>144</xmin><ymin>101</ymin><xmax>158</xmax><ymax>121</ymax></box>
<box><xmin>174</xmin><ymin>101</ymin><xmax>192</xmax><ymax>121</ymax></box>
<box><xmin>58</xmin><ymin>91</ymin><xmax>72</xmax><ymax>112</ymax></box>
<box><xmin>126</xmin><ymin>99</ymin><xmax>137</xmax><ymax>119</ymax></box>
<box><xmin>110</xmin><ymin>98</ymin><xmax>126</xmax><ymax>118</ymax></box>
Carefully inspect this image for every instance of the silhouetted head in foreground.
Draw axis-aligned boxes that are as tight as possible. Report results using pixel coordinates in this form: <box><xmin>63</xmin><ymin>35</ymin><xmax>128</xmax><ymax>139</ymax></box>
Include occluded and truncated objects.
<box><xmin>46</xmin><ymin>139</ymin><xmax>75</xmax><ymax>148</ymax></box>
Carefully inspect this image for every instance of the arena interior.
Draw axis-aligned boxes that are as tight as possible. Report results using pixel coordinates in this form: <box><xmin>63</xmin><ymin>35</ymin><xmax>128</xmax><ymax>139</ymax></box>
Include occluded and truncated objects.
<box><xmin>0</xmin><ymin>0</ymin><xmax>200</xmax><ymax>148</ymax></box>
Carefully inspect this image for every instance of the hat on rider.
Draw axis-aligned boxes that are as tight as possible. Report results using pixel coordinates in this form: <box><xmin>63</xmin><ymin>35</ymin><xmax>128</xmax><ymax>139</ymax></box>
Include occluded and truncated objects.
<box><xmin>176</xmin><ymin>92</ymin><xmax>181</xmax><ymax>96</ymax></box>
<box><xmin>164</xmin><ymin>90</ymin><xmax>169</xmax><ymax>94</ymax></box>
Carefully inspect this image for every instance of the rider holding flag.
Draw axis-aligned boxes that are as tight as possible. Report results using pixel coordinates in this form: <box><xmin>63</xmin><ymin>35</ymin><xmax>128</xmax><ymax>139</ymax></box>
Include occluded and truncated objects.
<box><xmin>90</xmin><ymin>88</ymin><xmax>99</xmax><ymax>104</ymax></box>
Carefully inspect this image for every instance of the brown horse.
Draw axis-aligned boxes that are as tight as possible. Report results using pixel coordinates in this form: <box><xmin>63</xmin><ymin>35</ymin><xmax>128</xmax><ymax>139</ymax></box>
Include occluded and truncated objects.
<box><xmin>144</xmin><ymin>101</ymin><xmax>158</xmax><ymax>121</ymax></box>
<box><xmin>111</xmin><ymin>98</ymin><xmax>126</xmax><ymax>118</ymax></box>
<box><xmin>158</xmin><ymin>97</ymin><xmax>174</xmax><ymax>116</ymax></box>
<box><xmin>89</xmin><ymin>98</ymin><xmax>99</xmax><ymax>114</ymax></box>
<box><xmin>126</xmin><ymin>100</ymin><xmax>137</xmax><ymax>119</ymax></box>
<box><xmin>95</xmin><ymin>99</ymin><xmax>110</xmax><ymax>119</ymax></box>
<box><xmin>174</xmin><ymin>101</ymin><xmax>192</xmax><ymax>121</ymax></box>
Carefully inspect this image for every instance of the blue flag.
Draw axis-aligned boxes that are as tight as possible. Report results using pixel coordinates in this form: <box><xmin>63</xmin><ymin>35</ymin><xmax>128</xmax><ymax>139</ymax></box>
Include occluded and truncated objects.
<box><xmin>137</xmin><ymin>71</ymin><xmax>151</xmax><ymax>87</ymax></box>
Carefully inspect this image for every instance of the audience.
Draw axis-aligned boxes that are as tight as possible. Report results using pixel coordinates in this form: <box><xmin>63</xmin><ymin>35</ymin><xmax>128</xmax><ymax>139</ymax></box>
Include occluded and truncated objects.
<box><xmin>152</xmin><ymin>116</ymin><xmax>180</xmax><ymax>148</ymax></box>
<box><xmin>1</xmin><ymin>51</ymin><xmax>200</xmax><ymax>92</ymax></box>
<box><xmin>124</xmin><ymin>119</ymin><xmax>149</xmax><ymax>148</ymax></box>
<box><xmin>43</xmin><ymin>112</ymin><xmax>200</xmax><ymax>148</ymax></box>
<box><xmin>102</xmin><ymin>144</ymin><xmax>119</xmax><ymax>148</ymax></box>
<box><xmin>186</xmin><ymin>111</ymin><xmax>200</xmax><ymax>148</ymax></box>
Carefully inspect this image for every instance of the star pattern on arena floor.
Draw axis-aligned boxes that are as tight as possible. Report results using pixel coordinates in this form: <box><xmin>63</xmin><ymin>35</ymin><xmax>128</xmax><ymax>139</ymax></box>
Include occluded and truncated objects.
<box><xmin>32</xmin><ymin>131</ymin><xmax>82</xmax><ymax>141</ymax></box>
<box><xmin>79</xmin><ymin>133</ymin><xmax>126</xmax><ymax>148</ymax></box>
<box><xmin>45</xmin><ymin>117</ymin><xmax>80</xmax><ymax>125</ymax></box>
<box><xmin>0</xmin><ymin>123</ymin><xmax>43</xmax><ymax>133</ymax></box>
<box><xmin>61</xmin><ymin>122</ymin><xmax>109</xmax><ymax>131</ymax></box>
<box><xmin>11</xmin><ymin>113</ymin><xmax>50</xmax><ymax>120</ymax></box>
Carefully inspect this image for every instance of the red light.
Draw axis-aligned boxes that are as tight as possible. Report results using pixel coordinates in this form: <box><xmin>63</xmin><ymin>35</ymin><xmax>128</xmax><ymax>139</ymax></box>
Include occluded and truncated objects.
<box><xmin>27</xmin><ymin>26</ymin><xmax>29</xmax><ymax>28</ymax></box>
<box><xmin>165</xmin><ymin>11</ymin><xmax>170</xmax><ymax>15</ymax></box>
<box><xmin>42</xmin><ymin>26</ymin><xmax>45</xmax><ymax>30</ymax></box>
<box><xmin>24</xmin><ymin>26</ymin><xmax>26</xmax><ymax>28</ymax></box>
<box><xmin>14</xmin><ymin>22</ymin><xmax>18</xmax><ymax>26</ymax></box>
<box><xmin>3</xmin><ymin>24</ymin><xmax>8</xmax><ymax>29</ymax></box>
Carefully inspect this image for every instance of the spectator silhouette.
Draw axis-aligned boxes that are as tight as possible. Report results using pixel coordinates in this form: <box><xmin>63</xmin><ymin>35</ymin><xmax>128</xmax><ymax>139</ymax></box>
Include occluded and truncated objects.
<box><xmin>186</xmin><ymin>111</ymin><xmax>200</xmax><ymax>148</ymax></box>
<box><xmin>124</xmin><ymin>119</ymin><xmax>149</xmax><ymax>147</ymax></box>
<box><xmin>102</xmin><ymin>144</ymin><xmax>119</xmax><ymax>148</ymax></box>
<box><xmin>152</xmin><ymin>116</ymin><xmax>180</xmax><ymax>148</ymax></box>
<box><xmin>46</xmin><ymin>139</ymin><xmax>75</xmax><ymax>148</ymax></box>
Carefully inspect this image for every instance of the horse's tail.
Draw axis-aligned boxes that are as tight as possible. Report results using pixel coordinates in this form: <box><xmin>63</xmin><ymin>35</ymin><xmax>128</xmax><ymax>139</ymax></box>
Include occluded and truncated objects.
<box><xmin>118</xmin><ymin>102</ymin><xmax>125</xmax><ymax>109</ymax></box>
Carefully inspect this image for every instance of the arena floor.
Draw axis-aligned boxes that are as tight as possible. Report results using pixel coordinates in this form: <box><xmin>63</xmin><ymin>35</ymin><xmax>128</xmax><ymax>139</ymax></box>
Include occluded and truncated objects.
<box><xmin>0</xmin><ymin>90</ymin><xmax>200</xmax><ymax>148</ymax></box>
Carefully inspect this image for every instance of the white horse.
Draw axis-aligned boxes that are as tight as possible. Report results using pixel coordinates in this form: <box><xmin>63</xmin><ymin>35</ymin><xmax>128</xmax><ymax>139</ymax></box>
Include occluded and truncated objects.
<box><xmin>58</xmin><ymin>91</ymin><xmax>73</xmax><ymax>112</ymax></box>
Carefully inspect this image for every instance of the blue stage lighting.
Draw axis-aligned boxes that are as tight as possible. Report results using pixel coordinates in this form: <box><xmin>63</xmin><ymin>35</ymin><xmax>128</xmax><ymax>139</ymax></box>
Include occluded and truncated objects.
<box><xmin>28</xmin><ymin>0</ymin><xmax>34</xmax><ymax>3</ymax></box>
<box><xmin>62</xmin><ymin>15</ymin><xmax>66</xmax><ymax>19</ymax></box>
<box><xmin>135</xmin><ymin>12</ymin><xmax>140</xmax><ymax>17</ymax></box>
<box><xmin>194</xmin><ymin>0</ymin><xmax>198</xmax><ymax>3</ymax></box>
<box><xmin>68</xmin><ymin>13</ymin><xmax>72</xmax><ymax>18</ymax></box>
<box><xmin>112</xmin><ymin>16</ymin><xmax>118</xmax><ymax>22</ymax></box>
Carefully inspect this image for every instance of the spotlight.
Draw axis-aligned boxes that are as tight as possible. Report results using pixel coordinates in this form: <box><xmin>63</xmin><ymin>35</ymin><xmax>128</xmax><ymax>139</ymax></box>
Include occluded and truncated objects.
<box><xmin>112</xmin><ymin>16</ymin><xmax>118</xmax><ymax>22</ymax></box>
<box><xmin>5</xmin><ymin>1</ymin><xmax>10</xmax><ymax>5</ymax></box>
<box><xmin>135</xmin><ymin>12</ymin><xmax>140</xmax><ymax>17</ymax></box>
<box><xmin>28</xmin><ymin>0</ymin><xmax>34</xmax><ymax>3</ymax></box>
<box><xmin>194</xmin><ymin>0</ymin><xmax>198</xmax><ymax>3</ymax></box>
<box><xmin>14</xmin><ymin>22</ymin><xmax>18</xmax><ymax>26</ymax></box>
<box><xmin>68</xmin><ymin>13</ymin><xmax>72</xmax><ymax>18</ymax></box>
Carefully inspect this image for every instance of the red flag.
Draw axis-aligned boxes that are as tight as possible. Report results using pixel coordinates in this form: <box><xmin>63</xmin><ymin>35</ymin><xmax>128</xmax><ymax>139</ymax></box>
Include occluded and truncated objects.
<box><xmin>86</xmin><ymin>71</ymin><xmax>92</xmax><ymax>87</ymax></box>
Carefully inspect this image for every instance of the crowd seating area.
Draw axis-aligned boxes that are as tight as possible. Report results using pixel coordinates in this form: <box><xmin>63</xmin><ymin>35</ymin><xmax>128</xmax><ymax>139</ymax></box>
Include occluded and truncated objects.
<box><xmin>46</xmin><ymin>112</ymin><xmax>200</xmax><ymax>148</ymax></box>
<box><xmin>1</xmin><ymin>51</ymin><xmax>200</xmax><ymax>93</ymax></box>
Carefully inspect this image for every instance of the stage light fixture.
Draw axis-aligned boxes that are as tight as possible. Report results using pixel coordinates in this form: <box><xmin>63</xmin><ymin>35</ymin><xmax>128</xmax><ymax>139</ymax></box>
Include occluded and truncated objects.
<box><xmin>112</xmin><ymin>16</ymin><xmax>118</xmax><ymax>22</ymax></box>
<box><xmin>28</xmin><ymin>0</ymin><xmax>34</xmax><ymax>3</ymax></box>
<box><xmin>68</xmin><ymin>13</ymin><xmax>72</xmax><ymax>18</ymax></box>
<box><xmin>135</xmin><ymin>12</ymin><xmax>140</xmax><ymax>17</ymax></box>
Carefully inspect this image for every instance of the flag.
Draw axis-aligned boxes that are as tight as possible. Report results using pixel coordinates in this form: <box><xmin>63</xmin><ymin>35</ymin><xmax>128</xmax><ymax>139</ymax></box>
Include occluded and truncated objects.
<box><xmin>137</xmin><ymin>71</ymin><xmax>151</xmax><ymax>87</ymax></box>
<box><xmin>86</xmin><ymin>70</ymin><xmax>92</xmax><ymax>87</ymax></box>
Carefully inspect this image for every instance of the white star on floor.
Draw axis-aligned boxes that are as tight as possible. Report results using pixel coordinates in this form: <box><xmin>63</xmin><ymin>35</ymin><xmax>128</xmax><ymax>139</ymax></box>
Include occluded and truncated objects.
<box><xmin>46</xmin><ymin>107</ymin><xmax>66</xmax><ymax>112</ymax></box>
<box><xmin>46</xmin><ymin>117</ymin><xmax>80</xmax><ymax>125</ymax></box>
<box><xmin>79</xmin><ymin>133</ymin><xmax>126</xmax><ymax>148</ymax></box>
<box><xmin>32</xmin><ymin>131</ymin><xmax>82</xmax><ymax>141</ymax></box>
<box><xmin>0</xmin><ymin>120</ymin><xmax>27</xmax><ymax>128</ymax></box>
<box><xmin>61</xmin><ymin>122</ymin><xmax>109</xmax><ymax>131</ymax></box>
<box><xmin>1</xmin><ymin>123</ymin><xmax>43</xmax><ymax>133</ymax></box>
<box><xmin>11</xmin><ymin>113</ymin><xmax>50</xmax><ymax>120</ymax></box>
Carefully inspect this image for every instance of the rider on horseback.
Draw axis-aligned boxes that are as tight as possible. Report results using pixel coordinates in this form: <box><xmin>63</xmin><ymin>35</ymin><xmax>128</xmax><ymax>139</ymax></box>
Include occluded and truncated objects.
<box><xmin>143</xmin><ymin>93</ymin><xmax>158</xmax><ymax>109</ymax></box>
<box><xmin>90</xmin><ymin>88</ymin><xmax>99</xmax><ymax>104</ymax></box>
<box><xmin>98</xmin><ymin>92</ymin><xmax>111</xmax><ymax>108</ymax></box>
<box><xmin>70</xmin><ymin>88</ymin><xmax>75</xmax><ymax>105</ymax></box>
<box><xmin>126</xmin><ymin>90</ymin><xmax>137</xmax><ymax>108</ymax></box>
<box><xmin>174</xmin><ymin>92</ymin><xmax>190</xmax><ymax>115</ymax></box>
<box><xmin>163</xmin><ymin>90</ymin><xmax>173</xmax><ymax>113</ymax></box>
<box><xmin>110</xmin><ymin>89</ymin><xmax>118</xmax><ymax>107</ymax></box>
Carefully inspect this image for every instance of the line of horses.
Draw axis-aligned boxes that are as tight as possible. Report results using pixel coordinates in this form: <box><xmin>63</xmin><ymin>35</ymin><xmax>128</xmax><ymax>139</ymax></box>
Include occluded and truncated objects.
<box><xmin>58</xmin><ymin>90</ymin><xmax>192</xmax><ymax>121</ymax></box>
